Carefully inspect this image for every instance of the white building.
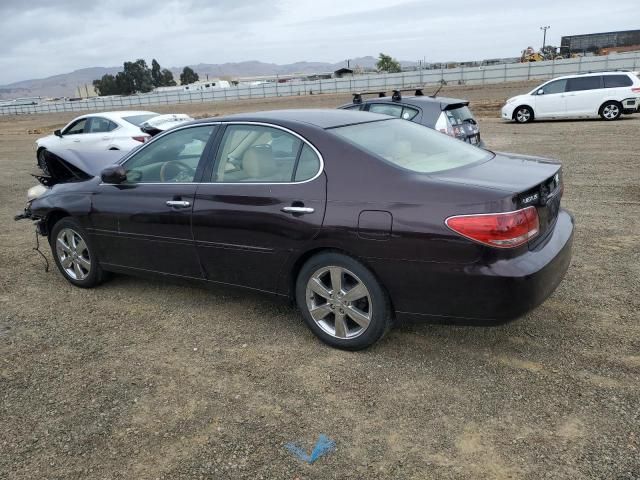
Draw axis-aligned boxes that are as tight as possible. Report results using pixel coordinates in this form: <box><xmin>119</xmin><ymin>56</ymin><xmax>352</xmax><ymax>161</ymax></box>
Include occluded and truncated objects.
<box><xmin>154</xmin><ymin>79</ymin><xmax>231</xmax><ymax>94</ymax></box>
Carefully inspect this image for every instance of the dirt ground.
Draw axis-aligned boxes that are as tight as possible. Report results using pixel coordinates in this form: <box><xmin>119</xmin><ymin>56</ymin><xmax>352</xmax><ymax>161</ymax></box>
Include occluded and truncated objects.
<box><xmin>1</xmin><ymin>82</ymin><xmax>639</xmax><ymax>479</ymax></box>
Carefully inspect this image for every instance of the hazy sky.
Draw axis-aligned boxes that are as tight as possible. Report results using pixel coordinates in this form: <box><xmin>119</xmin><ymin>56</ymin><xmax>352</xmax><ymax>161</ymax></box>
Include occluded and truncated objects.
<box><xmin>0</xmin><ymin>0</ymin><xmax>638</xmax><ymax>85</ymax></box>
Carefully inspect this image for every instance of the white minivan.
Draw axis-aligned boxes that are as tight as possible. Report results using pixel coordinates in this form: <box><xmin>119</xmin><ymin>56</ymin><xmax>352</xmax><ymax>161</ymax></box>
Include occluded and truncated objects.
<box><xmin>501</xmin><ymin>71</ymin><xmax>640</xmax><ymax>123</ymax></box>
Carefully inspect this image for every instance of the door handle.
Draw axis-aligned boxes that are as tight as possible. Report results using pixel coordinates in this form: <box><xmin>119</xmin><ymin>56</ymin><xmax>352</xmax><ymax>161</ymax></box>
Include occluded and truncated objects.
<box><xmin>101</xmin><ymin>136</ymin><xmax>109</xmax><ymax>140</ymax></box>
<box><xmin>73</xmin><ymin>139</ymin><xmax>80</xmax><ymax>142</ymax></box>
<box><xmin>282</xmin><ymin>206</ymin><xmax>314</xmax><ymax>214</ymax></box>
<box><xmin>166</xmin><ymin>200</ymin><xmax>191</xmax><ymax>208</ymax></box>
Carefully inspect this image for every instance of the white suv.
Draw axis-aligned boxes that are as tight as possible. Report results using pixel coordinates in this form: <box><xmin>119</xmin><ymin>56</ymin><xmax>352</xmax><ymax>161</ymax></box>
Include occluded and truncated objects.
<box><xmin>501</xmin><ymin>71</ymin><xmax>640</xmax><ymax>123</ymax></box>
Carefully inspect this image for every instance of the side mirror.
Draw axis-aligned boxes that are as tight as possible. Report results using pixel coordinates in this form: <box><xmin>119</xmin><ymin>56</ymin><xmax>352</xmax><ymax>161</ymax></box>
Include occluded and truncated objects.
<box><xmin>100</xmin><ymin>165</ymin><xmax>127</xmax><ymax>184</ymax></box>
<box><xmin>54</xmin><ymin>129</ymin><xmax>63</xmax><ymax>137</ymax></box>
<box><xmin>537</xmin><ymin>89</ymin><xmax>545</xmax><ymax>95</ymax></box>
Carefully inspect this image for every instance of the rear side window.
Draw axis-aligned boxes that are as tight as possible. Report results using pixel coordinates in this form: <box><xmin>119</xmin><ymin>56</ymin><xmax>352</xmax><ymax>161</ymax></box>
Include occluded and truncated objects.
<box><xmin>88</xmin><ymin>117</ymin><xmax>118</xmax><ymax>133</ymax></box>
<box><xmin>401</xmin><ymin>106</ymin><xmax>419</xmax><ymax>120</ymax></box>
<box><xmin>566</xmin><ymin>76</ymin><xmax>602</xmax><ymax>92</ymax></box>
<box><xmin>343</xmin><ymin>104</ymin><xmax>363</xmax><ymax>111</ymax></box>
<box><xmin>294</xmin><ymin>144</ymin><xmax>320</xmax><ymax>181</ymax></box>
<box><xmin>369</xmin><ymin>103</ymin><xmax>403</xmax><ymax>117</ymax></box>
<box><xmin>603</xmin><ymin>74</ymin><xmax>633</xmax><ymax>88</ymax></box>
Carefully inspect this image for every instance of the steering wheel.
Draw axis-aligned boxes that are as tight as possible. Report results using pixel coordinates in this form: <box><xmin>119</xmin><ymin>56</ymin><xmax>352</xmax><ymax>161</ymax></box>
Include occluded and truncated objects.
<box><xmin>159</xmin><ymin>160</ymin><xmax>195</xmax><ymax>182</ymax></box>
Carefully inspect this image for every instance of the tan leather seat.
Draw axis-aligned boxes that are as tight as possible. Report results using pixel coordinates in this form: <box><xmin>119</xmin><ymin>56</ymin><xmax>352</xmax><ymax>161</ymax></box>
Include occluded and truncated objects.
<box><xmin>242</xmin><ymin>146</ymin><xmax>277</xmax><ymax>180</ymax></box>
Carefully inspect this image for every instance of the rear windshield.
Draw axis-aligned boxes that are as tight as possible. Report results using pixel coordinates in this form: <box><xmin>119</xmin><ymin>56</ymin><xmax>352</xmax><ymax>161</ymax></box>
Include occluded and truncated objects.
<box><xmin>122</xmin><ymin>114</ymin><xmax>158</xmax><ymax>127</ymax></box>
<box><xmin>444</xmin><ymin>105</ymin><xmax>474</xmax><ymax>125</ymax></box>
<box><xmin>330</xmin><ymin>119</ymin><xmax>490</xmax><ymax>174</ymax></box>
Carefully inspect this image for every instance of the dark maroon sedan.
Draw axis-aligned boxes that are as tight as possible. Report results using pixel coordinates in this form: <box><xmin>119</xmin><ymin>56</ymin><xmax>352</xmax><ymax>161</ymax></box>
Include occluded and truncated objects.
<box><xmin>17</xmin><ymin>109</ymin><xmax>573</xmax><ymax>350</ymax></box>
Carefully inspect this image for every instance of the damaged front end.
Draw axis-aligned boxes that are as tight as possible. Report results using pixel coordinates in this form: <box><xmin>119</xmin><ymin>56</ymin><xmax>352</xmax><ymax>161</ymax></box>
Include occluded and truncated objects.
<box><xmin>15</xmin><ymin>148</ymin><xmax>122</xmax><ymax>226</ymax></box>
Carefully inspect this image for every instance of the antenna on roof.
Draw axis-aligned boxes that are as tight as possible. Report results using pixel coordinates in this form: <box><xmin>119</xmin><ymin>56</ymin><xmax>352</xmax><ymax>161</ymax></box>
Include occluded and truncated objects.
<box><xmin>391</xmin><ymin>90</ymin><xmax>402</xmax><ymax>101</ymax></box>
<box><xmin>430</xmin><ymin>80</ymin><xmax>446</xmax><ymax>98</ymax></box>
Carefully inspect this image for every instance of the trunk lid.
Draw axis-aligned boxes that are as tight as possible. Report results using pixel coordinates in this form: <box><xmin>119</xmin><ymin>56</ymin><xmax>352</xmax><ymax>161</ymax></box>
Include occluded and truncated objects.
<box><xmin>436</xmin><ymin>152</ymin><xmax>563</xmax><ymax>243</ymax></box>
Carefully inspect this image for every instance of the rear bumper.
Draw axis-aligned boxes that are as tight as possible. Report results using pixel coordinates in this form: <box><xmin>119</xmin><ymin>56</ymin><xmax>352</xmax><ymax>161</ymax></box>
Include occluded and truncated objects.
<box><xmin>371</xmin><ymin>209</ymin><xmax>574</xmax><ymax>324</ymax></box>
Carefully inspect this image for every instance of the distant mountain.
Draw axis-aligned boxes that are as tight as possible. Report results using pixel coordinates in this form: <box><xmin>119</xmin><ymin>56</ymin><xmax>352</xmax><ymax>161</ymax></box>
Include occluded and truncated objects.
<box><xmin>0</xmin><ymin>57</ymin><xmax>417</xmax><ymax>99</ymax></box>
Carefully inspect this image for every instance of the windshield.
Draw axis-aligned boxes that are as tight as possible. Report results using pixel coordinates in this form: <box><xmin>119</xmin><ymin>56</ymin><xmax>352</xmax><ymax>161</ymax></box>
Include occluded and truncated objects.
<box><xmin>122</xmin><ymin>114</ymin><xmax>159</xmax><ymax>127</ymax></box>
<box><xmin>330</xmin><ymin>119</ymin><xmax>490</xmax><ymax>174</ymax></box>
<box><xmin>445</xmin><ymin>105</ymin><xmax>474</xmax><ymax>125</ymax></box>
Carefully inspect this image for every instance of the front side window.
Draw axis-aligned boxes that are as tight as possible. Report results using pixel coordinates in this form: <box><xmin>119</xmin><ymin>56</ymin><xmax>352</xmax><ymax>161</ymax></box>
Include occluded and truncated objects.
<box><xmin>566</xmin><ymin>76</ymin><xmax>602</xmax><ymax>92</ymax></box>
<box><xmin>538</xmin><ymin>79</ymin><xmax>567</xmax><ymax>95</ymax></box>
<box><xmin>122</xmin><ymin>125</ymin><xmax>215</xmax><ymax>183</ymax></box>
<box><xmin>213</xmin><ymin>125</ymin><xmax>320</xmax><ymax>183</ymax></box>
<box><xmin>603</xmin><ymin>74</ymin><xmax>633</xmax><ymax>88</ymax></box>
<box><xmin>330</xmin><ymin>119</ymin><xmax>490</xmax><ymax>174</ymax></box>
<box><xmin>368</xmin><ymin>103</ymin><xmax>403</xmax><ymax>117</ymax></box>
<box><xmin>64</xmin><ymin>118</ymin><xmax>87</xmax><ymax>135</ymax></box>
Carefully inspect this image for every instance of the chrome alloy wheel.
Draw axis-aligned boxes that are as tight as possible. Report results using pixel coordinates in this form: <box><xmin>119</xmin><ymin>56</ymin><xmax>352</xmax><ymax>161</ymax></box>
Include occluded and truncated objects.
<box><xmin>305</xmin><ymin>266</ymin><xmax>372</xmax><ymax>339</ymax></box>
<box><xmin>516</xmin><ymin>108</ymin><xmax>531</xmax><ymax>123</ymax></box>
<box><xmin>602</xmin><ymin>104</ymin><xmax>620</xmax><ymax>119</ymax></box>
<box><xmin>55</xmin><ymin>228</ymin><xmax>91</xmax><ymax>280</ymax></box>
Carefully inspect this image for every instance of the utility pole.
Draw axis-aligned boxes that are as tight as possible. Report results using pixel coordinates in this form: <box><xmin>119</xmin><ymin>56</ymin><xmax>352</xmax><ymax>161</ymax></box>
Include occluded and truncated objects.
<box><xmin>540</xmin><ymin>25</ymin><xmax>550</xmax><ymax>54</ymax></box>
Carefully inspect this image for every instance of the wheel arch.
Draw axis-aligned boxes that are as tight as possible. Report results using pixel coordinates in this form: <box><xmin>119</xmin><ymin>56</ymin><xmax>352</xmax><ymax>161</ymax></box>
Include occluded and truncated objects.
<box><xmin>285</xmin><ymin>246</ymin><xmax>396</xmax><ymax>315</ymax></box>
<box><xmin>512</xmin><ymin>104</ymin><xmax>534</xmax><ymax>121</ymax></box>
<box><xmin>598</xmin><ymin>99</ymin><xmax>622</xmax><ymax>114</ymax></box>
<box><xmin>44</xmin><ymin>209</ymin><xmax>71</xmax><ymax>238</ymax></box>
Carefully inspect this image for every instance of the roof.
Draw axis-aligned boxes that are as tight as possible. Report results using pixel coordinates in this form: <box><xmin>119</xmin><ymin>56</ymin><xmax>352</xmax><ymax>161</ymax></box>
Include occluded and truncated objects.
<box><xmin>199</xmin><ymin>109</ymin><xmax>392</xmax><ymax>129</ymax></box>
<box><xmin>77</xmin><ymin>110</ymin><xmax>158</xmax><ymax>120</ymax></box>
<box><xmin>341</xmin><ymin>94</ymin><xmax>469</xmax><ymax>112</ymax></box>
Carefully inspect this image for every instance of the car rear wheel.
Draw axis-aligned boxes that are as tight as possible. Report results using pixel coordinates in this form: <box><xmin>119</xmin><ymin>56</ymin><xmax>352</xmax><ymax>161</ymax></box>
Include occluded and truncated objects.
<box><xmin>599</xmin><ymin>101</ymin><xmax>621</xmax><ymax>121</ymax></box>
<box><xmin>514</xmin><ymin>106</ymin><xmax>534</xmax><ymax>123</ymax></box>
<box><xmin>50</xmin><ymin>218</ymin><xmax>106</xmax><ymax>288</ymax></box>
<box><xmin>296</xmin><ymin>252</ymin><xmax>392</xmax><ymax>350</ymax></box>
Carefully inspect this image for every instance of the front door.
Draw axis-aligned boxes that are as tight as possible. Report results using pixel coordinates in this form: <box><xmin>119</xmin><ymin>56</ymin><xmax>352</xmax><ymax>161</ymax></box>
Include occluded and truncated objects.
<box><xmin>533</xmin><ymin>78</ymin><xmax>567</xmax><ymax>118</ymax></box>
<box><xmin>192</xmin><ymin>123</ymin><xmax>326</xmax><ymax>292</ymax></box>
<box><xmin>89</xmin><ymin>124</ymin><xmax>218</xmax><ymax>277</ymax></box>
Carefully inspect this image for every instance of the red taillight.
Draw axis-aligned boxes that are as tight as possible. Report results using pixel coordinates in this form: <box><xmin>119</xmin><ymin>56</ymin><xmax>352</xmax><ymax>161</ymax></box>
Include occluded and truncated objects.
<box><xmin>132</xmin><ymin>135</ymin><xmax>149</xmax><ymax>143</ymax></box>
<box><xmin>446</xmin><ymin>206</ymin><xmax>540</xmax><ymax>248</ymax></box>
<box><xmin>631</xmin><ymin>87</ymin><xmax>640</xmax><ymax>93</ymax></box>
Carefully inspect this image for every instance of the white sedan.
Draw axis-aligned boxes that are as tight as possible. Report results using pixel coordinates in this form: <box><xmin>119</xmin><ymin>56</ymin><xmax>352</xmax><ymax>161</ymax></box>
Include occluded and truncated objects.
<box><xmin>35</xmin><ymin>111</ymin><xmax>162</xmax><ymax>171</ymax></box>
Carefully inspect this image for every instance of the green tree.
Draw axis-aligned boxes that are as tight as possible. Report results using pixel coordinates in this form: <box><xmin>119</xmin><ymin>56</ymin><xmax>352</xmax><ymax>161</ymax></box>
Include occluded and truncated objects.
<box><xmin>151</xmin><ymin>59</ymin><xmax>177</xmax><ymax>87</ymax></box>
<box><xmin>376</xmin><ymin>53</ymin><xmax>401</xmax><ymax>73</ymax></box>
<box><xmin>120</xmin><ymin>59</ymin><xmax>154</xmax><ymax>94</ymax></box>
<box><xmin>92</xmin><ymin>74</ymin><xmax>118</xmax><ymax>96</ymax></box>
<box><xmin>180</xmin><ymin>66</ymin><xmax>199</xmax><ymax>85</ymax></box>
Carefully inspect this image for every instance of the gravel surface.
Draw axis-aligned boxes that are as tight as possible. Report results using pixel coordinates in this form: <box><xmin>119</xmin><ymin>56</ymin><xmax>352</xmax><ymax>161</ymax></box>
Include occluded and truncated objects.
<box><xmin>1</xmin><ymin>82</ymin><xmax>639</xmax><ymax>479</ymax></box>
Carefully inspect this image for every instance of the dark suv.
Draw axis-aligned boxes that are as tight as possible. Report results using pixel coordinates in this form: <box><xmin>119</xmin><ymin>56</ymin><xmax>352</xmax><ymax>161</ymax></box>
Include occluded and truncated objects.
<box><xmin>338</xmin><ymin>88</ymin><xmax>484</xmax><ymax>147</ymax></box>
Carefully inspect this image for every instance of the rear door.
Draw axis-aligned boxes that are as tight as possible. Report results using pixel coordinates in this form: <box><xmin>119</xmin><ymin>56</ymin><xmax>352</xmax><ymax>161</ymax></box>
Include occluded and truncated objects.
<box><xmin>192</xmin><ymin>123</ymin><xmax>326</xmax><ymax>292</ymax></box>
<box><xmin>565</xmin><ymin>76</ymin><xmax>603</xmax><ymax>116</ymax></box>
<box><xmin>532</xmin><ymin>79</ymin><xmax>568</xmax><ymax>118</ymax></box>
<box><xmin>81</xmin><ymin>117</ymin><xmax>119</xmax><ymax>151</ymax></box>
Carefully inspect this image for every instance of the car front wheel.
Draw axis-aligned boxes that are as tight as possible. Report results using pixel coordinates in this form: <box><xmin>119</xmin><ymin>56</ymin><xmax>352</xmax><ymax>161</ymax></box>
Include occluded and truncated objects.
<box><xmin>296</xmin><ymin>252</ymin><xmax>392</xmax><ymax>350</ymax></box>
<box><xmin>514</xmin><ymin>106</ymin><xmax>534</xmax><ymax>123</ymax></box>
<box><xmin>49</xmin><ymin>218</ymin><xmax>106</xmax><ymax>288</ymax></box>
<box><xmin>599</xmin><ymin>101</ymin><xmax>621</xmax><ymax>120</ymax></box>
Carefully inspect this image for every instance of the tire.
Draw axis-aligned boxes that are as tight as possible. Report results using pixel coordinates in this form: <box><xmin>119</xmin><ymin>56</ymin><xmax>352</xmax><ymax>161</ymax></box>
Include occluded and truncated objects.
<box><xmin>599</xmin><ymin>101</ymin><xmax>622</xmax><ymax>121</ymax></box>
<box><xmin>513</xmin><ymin>106</ymin><xmax>534</xmax><ymax>123</ymax></box>
<box><xmin>295</xmin><ymin>252</ymin><xmax>392</xmax><ymax>350</ymax></box>
<box><xmin>49</xmin><ymin>217</ymin><xmax>106</xmax><ymax>288</ymax></box>
<box><xmin>37</xmin><ymin>148</ymin><xmax>49</xmax><ymax>175</ymax></box>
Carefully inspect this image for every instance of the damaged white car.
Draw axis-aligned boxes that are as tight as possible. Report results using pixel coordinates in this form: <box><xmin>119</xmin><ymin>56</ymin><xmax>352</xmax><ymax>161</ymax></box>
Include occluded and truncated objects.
<box><xmin>35</xmin><ymin>111</ymin><xmax>193</xmax><ymax>172</ymax></box>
